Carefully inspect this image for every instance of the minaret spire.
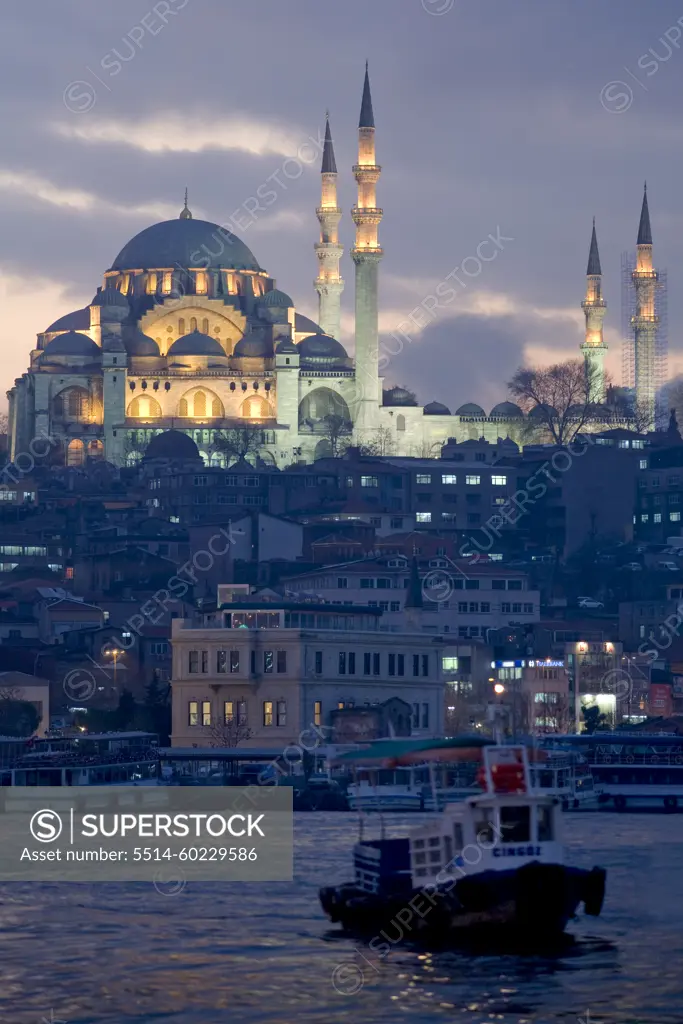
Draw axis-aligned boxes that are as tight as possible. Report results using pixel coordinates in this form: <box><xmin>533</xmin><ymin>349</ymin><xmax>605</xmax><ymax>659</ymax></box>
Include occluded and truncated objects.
<box><xmin>351</xmin><ymin>63</ymin><xmax>383</xmax><ymax>431</ymax></box>
<box><xmin>581</xmin><ymin>217</ymin><xmax>607</xmax><ymax>399</ymax></box>
<box><xmin>314</xmin><ymin>112</ymin><xmax>344</xmax><ymax>340</ymax></box>
<box><xmin>632</xmin><ymin>182</ymin><xmax>659</xmax><ymax>426</ymax></box>
<box><xmin>179</xmin><ymin>188</ymin><xmax>192</xmax><ymax>220</ymax></box>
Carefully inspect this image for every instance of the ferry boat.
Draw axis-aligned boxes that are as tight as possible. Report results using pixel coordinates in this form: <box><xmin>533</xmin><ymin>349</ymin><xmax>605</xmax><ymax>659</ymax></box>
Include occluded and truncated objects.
<box><xmin>320</xmin><ymin>738</ymin><xmax>606</xmax><ymax>943</ymax></box>
<box><xmin>530</xmin><ymin>752</ymin><xmax>602</xmax><ymax>810</ymax></box>
<box><xmin>545</xmin><ymin>733</ymin><xmax>683</xmax><ymax>812</ymax></box>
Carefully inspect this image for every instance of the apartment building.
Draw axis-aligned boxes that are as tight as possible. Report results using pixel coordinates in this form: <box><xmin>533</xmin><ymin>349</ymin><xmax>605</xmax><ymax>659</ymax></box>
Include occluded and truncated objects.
<box><xmin>281</xmin><ymin>554</ymin><xmax>540</xmax><ymax>638</ymax></box>
<box><xmin>170</xmin><ymin>597</ymin><xmax>445</xmax><ymax>748</ymax></box>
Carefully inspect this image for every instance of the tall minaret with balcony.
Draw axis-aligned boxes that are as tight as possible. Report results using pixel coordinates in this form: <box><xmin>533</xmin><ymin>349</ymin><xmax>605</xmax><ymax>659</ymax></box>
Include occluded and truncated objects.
<box><xmin>631</xmin><ymin>183</ymin><xmax>659</xmax><ymax>425</ymax></box>
<box><xmin>351</xmin><ymin>63</ymin><xmax>383</xmax><ymax>428</ymax></box>
<box><xmin>580</xmin><ymin>218</ymin><xmax>607</xmax><ymax>399</ymax></box>
<box><xmin>314</xmin><ymin>115</ymin><xmax>344</xmax><ymax>341</ymax></box>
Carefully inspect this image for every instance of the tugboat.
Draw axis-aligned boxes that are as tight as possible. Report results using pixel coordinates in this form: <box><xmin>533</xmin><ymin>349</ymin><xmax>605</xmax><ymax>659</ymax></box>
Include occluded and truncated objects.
<box><xmin>320</xmin><ymin>739</ymin><xmax>606</xmax><ymax>943</ymax></box>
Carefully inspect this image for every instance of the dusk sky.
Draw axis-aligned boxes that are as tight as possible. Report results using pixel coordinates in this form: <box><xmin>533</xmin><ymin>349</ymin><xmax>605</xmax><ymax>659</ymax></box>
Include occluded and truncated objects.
<box><xmin>1</xmin><ymin>0</ymin><xmax>682</xmax><ymax>411</ymax></box>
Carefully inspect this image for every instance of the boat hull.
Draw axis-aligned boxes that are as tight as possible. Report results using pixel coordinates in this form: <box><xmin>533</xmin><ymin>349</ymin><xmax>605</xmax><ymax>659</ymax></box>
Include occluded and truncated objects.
<box><xmin>320</xmin><ymin>862</ymin><xmax>606</xmax><ymax>943</ymax></box>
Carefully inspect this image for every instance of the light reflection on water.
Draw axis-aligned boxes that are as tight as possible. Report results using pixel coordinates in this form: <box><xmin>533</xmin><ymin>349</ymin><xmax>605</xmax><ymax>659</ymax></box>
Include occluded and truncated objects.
<box><xmin>1</xmin><ymin>813</ymin><xmax>682</xmax><ymax>1023</ymax></box>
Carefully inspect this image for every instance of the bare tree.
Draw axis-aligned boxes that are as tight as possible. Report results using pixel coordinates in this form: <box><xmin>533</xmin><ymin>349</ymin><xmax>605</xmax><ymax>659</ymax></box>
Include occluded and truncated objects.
<box><xmin>605</xmin><ymin>387</ymin><xmax>655</xmax><ymax>434</ymax></box>
<box><xmin>213</xmin><ymin>427</ymin><xmax>268</xmax><ymax>465</ymax></box>
<box><xmin>409</xmin><ymin>439</ymin><xmax>444</xmax><ymax>458</ymax></box>
<box><xmin>508</xmin><ymin>359</ymin><xmax>608</xmax><ymax>445</ymax></box>
<box><xmin>208</xmin><ymin>718</ymin><xmax>252</xmax><ymax>748</ymax></box>
<box><xmin>356</xmin><ymin>426</ymin><xmax>396</xmax><ymax>457</ymax></box>
<box><xmin>318</xmin><ymin>414</ymin><xmax>353</xmax><ymax>458</ymax></box>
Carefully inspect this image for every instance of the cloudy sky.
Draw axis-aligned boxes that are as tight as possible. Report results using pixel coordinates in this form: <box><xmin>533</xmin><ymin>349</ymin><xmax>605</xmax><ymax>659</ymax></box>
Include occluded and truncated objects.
<box><xmin>1</xmin><ymin>0</ymin><xmax>682</xmax><ymax>410</ymax></box>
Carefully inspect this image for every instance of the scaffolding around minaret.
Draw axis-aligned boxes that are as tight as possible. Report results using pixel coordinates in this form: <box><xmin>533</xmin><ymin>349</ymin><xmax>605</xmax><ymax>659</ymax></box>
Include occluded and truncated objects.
<box><xmin>621</xmin><ymin>253</ymin><xmax>668</xmax><ymax>426</ymax></box>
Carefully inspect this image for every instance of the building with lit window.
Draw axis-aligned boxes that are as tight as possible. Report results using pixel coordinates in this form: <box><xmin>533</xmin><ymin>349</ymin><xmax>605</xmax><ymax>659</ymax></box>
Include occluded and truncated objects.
<box><xmin>170</xmin><ymin>592</ymin><xmax>445</xmax><ymax>748</ymax></box>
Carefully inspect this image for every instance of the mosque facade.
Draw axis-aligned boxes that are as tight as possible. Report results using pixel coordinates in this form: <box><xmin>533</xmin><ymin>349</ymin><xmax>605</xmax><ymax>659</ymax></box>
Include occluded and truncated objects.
<box><xmin>9</xmin><ymin>68</ymin><xmax>595</xmax><ymax>470</ymax></box>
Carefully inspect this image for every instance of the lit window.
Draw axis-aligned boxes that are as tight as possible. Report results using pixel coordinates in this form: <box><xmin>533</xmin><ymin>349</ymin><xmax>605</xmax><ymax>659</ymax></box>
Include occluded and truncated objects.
<box><xmin>263</xmin><ymin>701</ymin><xmax>274</xmax><ymax>727</ymax></box>
<box><xmin>654</xmin><ymin>513</ymin><xmax>662</xmax><ymax>523</ymax></box>
<box><xmin>361</xmin><ymin>476</ymin><xmax>378</xmax><ymax>487</ymax></box>
<box><xmin>442</xmin><ymin>656</ymin><xmax>459</xmax><ymax>671</ymax></box>
<box><xmin>465</xmin><ymin>475</ymin><xmax>481</xmax><ymax>485</ymax></box>
<box><xmin>491</xmin><ymin>475</ymin><xmax>507</xmax><ymax>486</ymax></box>
<box><xmin>201</xmin><ymin>701</ymin><xmax>211</xmax><ymax>727</ymax></box>
<box><xmin>314</xmin><ymin>701</ymin><xmax>322</xmax><ymax>727</ymax></box>
<box><xmin>188</xmin><ymin>701</ymin><xmax>198</xmax><ymax>726</ymax></box>
<box><xmin>416</xmin><ymin>474</ymin><xmax>431</xmax><ymax>484</ymax></box>
<box><xmin>641</xmin><ymin>514</ymin><xmax>649</xmax><ymax>522</ymax></box>
<box><xmin>224</xmin><ymin>701</ymin><xmax>234</xmax><ymax>724</ymax></box>
<box><xmin>640</xmin><ymin>459</ymin><xmax>648</xmax><ymax>470</ymax></box>
<box><xmin>441</xmin><ymin>474</ymin><xmax>457</xmax><ymax>485</ymax></box>
<box><xmin>671</xmin><ymin>513</ymin><xmax>681</xmax><ymax>522</ymax></box>
<box><xmin>416</xmin><ymin>512</ymin><xmax>432</xmax><ymax>523</ymax></box>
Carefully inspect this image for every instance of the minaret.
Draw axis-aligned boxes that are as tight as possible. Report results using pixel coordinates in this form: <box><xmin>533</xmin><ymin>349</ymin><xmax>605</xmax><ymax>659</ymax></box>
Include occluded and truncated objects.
<box><xmin>180</xmin><ymin>188</ymin><xmax>192</xmax><ymax>219</ymax></box>
<box><xmin>314</xmin><ymin>114</ymin><xmax>344</xmax><ymax>340</ymax></box>
<box><xmin>351</xmin><ymin>62</ymin><xmax>383</xmax><ymax>429</ymax></box>
<box><xmin>580</xmin><ymin>218</ymin><xmax>607</xmax><ymax>399</ymax></box>
<box><xmin>631</xmin><ymin>183</ymin><xmax>659</xmax><ymax>425</ymax></box>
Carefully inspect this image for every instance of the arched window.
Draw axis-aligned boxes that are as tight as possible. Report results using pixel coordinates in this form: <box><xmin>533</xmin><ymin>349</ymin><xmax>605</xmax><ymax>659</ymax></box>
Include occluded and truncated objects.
<box><xmin>202</xmin><ymin>318</ymin><xmax>209</xmax><ymax>335</ymax></box>
<box><xmin>241</xmin><ymin>395</ymin><xmax>272</xmax><ymax>419</ymax></box>
<box><xmin>212</xmin><ymin>397</ymin><xmax>223</xmax><ymax>418</ymax></box>
<box><xmin>178</xmin><ymin>318</ymin><xmax>185</xmax><ymax>335</ymax></box>
<box><xmin>179</xmin><ymin>398</ymin><xmax>188</xmax><ymax>417</ymax></box>
<box><xmin>194</xmin><ymin>391</ymin><xmax>207</xmax><ymax>417</ymax></box>
<box><xmin>127</xmin><ymin>396</ymin><xmax>162</xmax><ymax>418</ymax></box>
<box><xmin>67</xmin><ymin>439</ymin><xmax>84</xmax><ymax>467</ymax></box>
<box><xmin>54</xmin><ymin>387</ymin><xmax>90</xmax><ymax>422</ymax></box>
<box><xmin>88</xmin><ymin>440</ymin><xmax>104</xmax><ymax>460</ymax></box>
<box><xmin>396</xmin><ymin>414</ymin><xmax>406</xmax><ymax>432</ymax></box>
<box><xmin>190</xmin><ymin>316</ymin><xmax>198</xmax><ymax>332</ymax></box>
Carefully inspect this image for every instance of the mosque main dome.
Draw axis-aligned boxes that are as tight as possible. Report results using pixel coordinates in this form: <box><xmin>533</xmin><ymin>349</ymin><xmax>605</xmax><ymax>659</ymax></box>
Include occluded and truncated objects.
<box><xmin>109</xmin><ymin>217</ymin><xmax>262</xmax><ymax>273</ymax></box>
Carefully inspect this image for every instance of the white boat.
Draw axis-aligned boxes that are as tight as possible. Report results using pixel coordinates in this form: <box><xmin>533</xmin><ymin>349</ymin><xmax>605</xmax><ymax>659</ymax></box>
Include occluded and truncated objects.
<box><xmin>347</xmin><ymin>769</ymin><xmax>425</xmax><ymax>812</ymax></box>
<box><xmin>530</xmin><ymin>753</ymin><xmax>602</xmax><ymax>810</ymax></box>
<box><xmin>322</xmin><ymin>740</ymin><xmax>607</xmax><ymax>943</ymax></box>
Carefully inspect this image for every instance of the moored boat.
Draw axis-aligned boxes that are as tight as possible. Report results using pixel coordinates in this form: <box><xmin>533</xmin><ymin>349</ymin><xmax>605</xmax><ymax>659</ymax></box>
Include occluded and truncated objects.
<box><xmin>320</xmin><ymin>739</ymin><xmax>606</xmax><ymax>943</ymax></box>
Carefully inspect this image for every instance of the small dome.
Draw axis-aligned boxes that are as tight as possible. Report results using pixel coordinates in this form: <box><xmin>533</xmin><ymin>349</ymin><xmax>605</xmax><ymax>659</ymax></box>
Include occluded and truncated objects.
<box><xmin>276</xmin><ymin>338</ymin><xmax>298</xmax><ymax>355</ymax></box>
<box><xmin>295</xmin><ymin>312</ymin><xmax>323</xmax><ymax>335</ymax></box>
<box><xmin>424</xmin><ymin>401</ymin><xmax>451</xmax><ymax>415</ymax></box>
<box><xmin>298</xmin><ymin>333</ymin><xmax>349</xmax><ymax>365</ymax></box>
<box><xmin>167</xmin><ymin>330</ymin><xmax>225</xmax><ymax>357</ymax></box>
<box><xmin>258</xmin><ymin>288</ymin><xmax>293</xmax><ymax>308</ymax></box>
<box><xmin>42</xmin><ymin>331</ymin><xmax>100</xmax><ymax>357</ymax></box>
<box><xmin>456</xmin><ymin>403</ymin><xmax>485</xmax><ymax>416</ymax></box>
<box><xmin>233</xmin><ymin>329</ymin><xmax>273</xmax><ymax>358</ymax></box>
<box><xmin>383</xmin><ymin>386</ymin><xmax>418</xmax><ymax>407</ymax></box>
<box><xmin>490</xmin><ymin>401</ymin><xmax>523</xmax><ymax>417</ymax></box>
<box><xmin>45</xmin><ymin>307</ymin><xmax>90</xmax><ymax>333</ymax></box>
<box><xmin>91</xmin><ymin>287</ymin><xmax>129</xmax><ymax>308</ymax></box>
<box><xmin>529</xmin><ymin>403</ymin><xmax>558</xmax><ymax>419</ymax></box>
<box><xmin>144</xmin><ymin>430</ymin><xmax>201</xmax><ymax>461</ymax></box>
<box><xmin>123</xmin><ymin>329</ymin><xmax>160</xmax><ymax>357</ymax></box>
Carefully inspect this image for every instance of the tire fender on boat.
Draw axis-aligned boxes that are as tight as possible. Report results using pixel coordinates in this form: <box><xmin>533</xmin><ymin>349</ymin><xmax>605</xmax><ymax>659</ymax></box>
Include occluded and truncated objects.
<box><xmin>583</xmin><ymin>867</ymin><xmax>606</xmax><ymax>917</ymax></box>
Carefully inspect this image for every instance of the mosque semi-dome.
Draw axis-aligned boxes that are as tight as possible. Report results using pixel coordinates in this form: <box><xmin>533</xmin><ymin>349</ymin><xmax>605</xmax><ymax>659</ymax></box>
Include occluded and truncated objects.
<box><xmin>258</xmin><ymin>288</ymin><xmax>294</xmax><ymax>308</ymax></box>
<box><xmin>490</xmin><ymin>401</ymin><xmax>523</xmax><ymax>417</ymax></box>
<box><xmin>424</xmin><ymin>401</ymin><xmax>451</xmax><ymax>415</ymax></box>
<box><xmin>295</xmin><ymin>312</ymin><xmax>323</xmax><ymax>335</ymax></box>
<box><xmin>122</xmin><ymin>329</ymin><xmax>160</xmax><ymax>357</ymax></box>
<box><xmin>45</xmin><ymin>308</ymin><xmax>90</xmax><ymax>333</ymax></box>
<box><xmin>109</xmin><ymin>218</ymin><xmax>262</xmax><ymax>273</ymax></box>
<box><xmin>144</xmin><ymin>430</ymin><xmax>201</xmax><ymax>462</ymax></box>
<box><xmin>91</xmin><ymin>287</ymin><xmax>129</xmax><ymax>309</ymax></box>
<box><xmin>42</xmin><ymin>331</ymin><xmax>100</xmax><ymax>357</ymax></box>
<box><xmin>456</xmin><ymin>402</ymin><xmax>485</xmax><ymax>416</ymax></box>
<box><xmin>297</xmin><ymin>333</ymin><xmax>349</xmax><ymax>366</ymax></box>
<box><xmin>233</xmin><ymin>330</ymin><xmax>273</xmax><ymax>358</ymax></box>
<box><xmin>167</xmin><ymin>330</ymin><xmax>225</xmax><ymax>357</ymax></box>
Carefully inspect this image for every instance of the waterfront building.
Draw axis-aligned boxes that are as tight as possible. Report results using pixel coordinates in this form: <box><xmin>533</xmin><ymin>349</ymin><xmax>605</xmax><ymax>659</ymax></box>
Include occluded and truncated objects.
<box><xmin>169</xmin><ymin>592</ymin><xmax>445</xmax><ymax>748</ymax></box>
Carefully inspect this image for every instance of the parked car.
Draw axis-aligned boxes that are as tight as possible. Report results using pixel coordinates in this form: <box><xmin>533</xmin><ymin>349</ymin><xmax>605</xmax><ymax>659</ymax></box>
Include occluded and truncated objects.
<box><xmin>657</xmin><ymin>561</ymin><xmax>679</xmax><ymax>572</ymax></box>
<box><xmin>620</xmin><ymin>562</ymin><xmax>643</xmax><ymax>571</ymax></box>
<box><xmin>578</xmin><ymin>597</ymin><xmax>604</xmax><ymax>609</ymax></box>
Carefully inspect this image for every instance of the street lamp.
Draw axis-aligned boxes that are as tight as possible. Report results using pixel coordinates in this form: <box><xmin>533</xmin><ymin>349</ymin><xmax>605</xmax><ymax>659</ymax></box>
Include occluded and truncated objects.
<box><xmin>493</xmin><ymin>683</ymin><xmax>506</xmax><ymax>695</ymax></box>
<box><xmin>104</xmin><ymin>646</ymin><xmax>124</xmax><ymax>689</ymax></box>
